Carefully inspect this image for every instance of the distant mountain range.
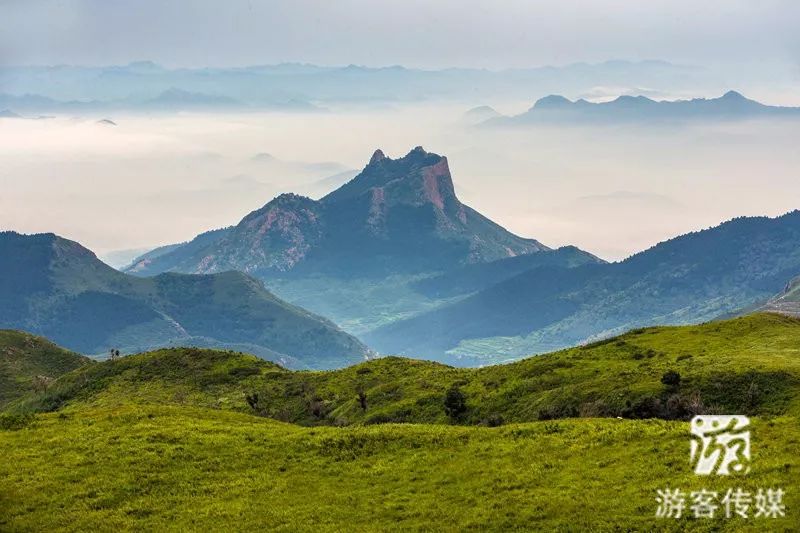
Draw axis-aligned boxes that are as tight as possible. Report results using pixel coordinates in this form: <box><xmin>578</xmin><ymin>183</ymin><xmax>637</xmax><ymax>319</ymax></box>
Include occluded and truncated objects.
<box><xmin>484</xmin><ymin>91</ymin><xmax>800</xmax><ymax>126</ymax></box>
<box><xmin>0</xmin><ymin>59</ymin><xmax>717</xmax><ymax>112</ymax></box>
<box><xmin>366</xmin><ymin>211</ymin><xmax>800</xmax><ymax>363</ymax></box>
<box><xmin>126</xmin><ymin>147</ymin><xmax>549</xmax><ymax>278</ymax></box>
<box><xmin>0</xmin><ymin>232</ymin><xmax>369</xmax><ymax>368</ymax></box>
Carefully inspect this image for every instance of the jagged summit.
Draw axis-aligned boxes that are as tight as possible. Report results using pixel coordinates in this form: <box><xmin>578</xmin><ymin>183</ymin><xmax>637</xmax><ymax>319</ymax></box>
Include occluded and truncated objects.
<box><xmin>125</xmin><ymin>147</ymin><xmax>548</xmax><ymax>277</ymax></box>
<box><xmin>322</xmin><ymin>146</ymin><xmax>454</xmax><ymax>207</ymax></box>
<box><xmin>369</xmin><ymin>149</ymin><xmax>386</xmax><ymax>164</ymax></box>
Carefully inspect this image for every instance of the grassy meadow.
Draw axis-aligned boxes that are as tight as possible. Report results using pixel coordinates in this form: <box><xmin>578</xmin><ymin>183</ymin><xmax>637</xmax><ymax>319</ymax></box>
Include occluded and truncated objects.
<box><xmin>2</xmin><ymin>313</ymin><xmax>800</xmax><ymax>530</ymax></box>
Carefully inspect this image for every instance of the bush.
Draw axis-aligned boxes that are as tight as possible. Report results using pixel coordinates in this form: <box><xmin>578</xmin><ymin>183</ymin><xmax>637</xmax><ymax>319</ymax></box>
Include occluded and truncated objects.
<box><xmin>443</xmin><ymin>386</ymin><xmax>467</xmax><ymax>421</ymax></box>
<box><xmin>661</xmin><ymin>370</ymin><xmax>681</xmax><ymax>388</ymax></box>
<box><xmin>0</xmin><ymin>413</ymin><xmax>34</xmax><ymax>431</ymax></box>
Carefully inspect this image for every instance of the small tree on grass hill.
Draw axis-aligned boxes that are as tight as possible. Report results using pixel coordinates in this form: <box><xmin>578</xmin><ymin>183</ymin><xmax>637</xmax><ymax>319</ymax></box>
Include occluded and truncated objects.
<box><xmin>443</xmin><ymin>385</ymin><xmax>467</xmax><ymax>421</ymax></box>
<box><xmin>661</xmin><ymin>370</ymin><xmax>681</xmax><ymax>390</ymax></box>
<box><xmin>356</xmin><ymin>387</ymin><xmax>368</xmax><ymax>412</ymax></box>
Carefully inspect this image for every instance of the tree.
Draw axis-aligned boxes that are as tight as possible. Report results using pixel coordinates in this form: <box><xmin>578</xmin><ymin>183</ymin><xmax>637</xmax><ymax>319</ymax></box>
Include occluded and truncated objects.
<box><xmin>245</xmin><ymin>393</ymin><xmax>259</xmax><ymax>411</ymax></box>
<box><xmin>356</xmin><ymin>388</ymin><xmax>368</xmax><ymax>412</ymax></box>
<box><xmin>443</xmin><ymin>385</ymin><xmax>467</xmax><ymax>421</ymax></box>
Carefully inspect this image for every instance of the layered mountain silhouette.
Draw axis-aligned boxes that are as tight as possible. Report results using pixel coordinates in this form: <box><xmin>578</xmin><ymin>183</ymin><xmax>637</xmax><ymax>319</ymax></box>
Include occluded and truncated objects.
<box><xmin>126</xmin><ymin>147</ymin><xmax>549</xmax><ymax>278</ymax></box>
<box><xmin>0</xmin><ymin>231</ymin><xmax>369</xmax><ymax>368</ymax></box>
<box><xmin>485</xmin><ymin>91</ymin><xmax>800</xmax><ymax>126</ymax></box>
<box><xmin>366</xmin><ymin>211</ymin><xmax>800</xmax><ymax>363</ymax></box>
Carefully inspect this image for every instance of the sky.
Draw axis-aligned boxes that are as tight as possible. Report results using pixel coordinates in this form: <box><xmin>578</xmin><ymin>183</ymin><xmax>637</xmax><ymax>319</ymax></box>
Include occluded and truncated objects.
<box><xmin>1</xmin><ymin>0</ymin><xmax>799</xmax><ymax>69</ymax></box>
<box><xmin>1</xmin><ymin>1</ymin><xmax>800</xmax><ymax>263</ymax></box>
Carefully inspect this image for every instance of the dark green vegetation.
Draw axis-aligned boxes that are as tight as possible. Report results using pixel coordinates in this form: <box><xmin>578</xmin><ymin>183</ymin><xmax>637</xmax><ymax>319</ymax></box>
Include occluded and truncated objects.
<box><xmin>368</xmin><ymin>211</ymin><xmax>800</xmax><ymax>363</ymax></box>
<box><xmin>2</xmin><ymin>313</ymin><xmax>800</xmax><ymax>530</ymax></box>
<box><xmin>0</xmin><ymin>330</ymin><xmax>90</xmax><ymax>407</ymax></box>
<box><xmin>0</xmin><ymin>231</ymin><xmax>369</xmax><ymax>368</ymax></box>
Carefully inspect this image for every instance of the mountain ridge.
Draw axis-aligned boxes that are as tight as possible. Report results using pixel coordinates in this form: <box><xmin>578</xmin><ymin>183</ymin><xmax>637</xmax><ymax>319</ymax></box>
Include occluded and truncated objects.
<box><xmin>0</xmin><ymin>231</ymin><xmax>370</xmax><ymax>368</ymax></box>
<box><xmin>366</xmin><ymin>210</ymin><xmax>800</xmax><ymax>362</ymax></box>
<box><xmin>485</xmin><ymin>90</ymin><xmax>800</xmax><ymax>126</ymax></box>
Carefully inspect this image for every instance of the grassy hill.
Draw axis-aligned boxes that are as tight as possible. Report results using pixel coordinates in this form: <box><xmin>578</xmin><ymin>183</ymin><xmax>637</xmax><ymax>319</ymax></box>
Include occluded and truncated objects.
<box><xmin>0</xmin><ymin>330</ymin><xmax>90</xmax><ymax>408</ymax></box>
<box><xmin>8</xmin><ymin>313</ymin><xmax>800</xmax><ymax>425</ymax></box>
<box><xmin>3</xmin><ymin>313</ymin><xmax>800</xmax><ymax>530</ymax></box>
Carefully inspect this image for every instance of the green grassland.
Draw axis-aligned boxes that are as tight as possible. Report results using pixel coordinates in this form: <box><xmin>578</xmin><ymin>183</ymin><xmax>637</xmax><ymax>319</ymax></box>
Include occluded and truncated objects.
<box><xmin>0</xmin><ymin>330</ymin><xmax>90</xmax><ymax>408</ymax></box>
<box><xmin>1</xmin><ymin>405</ymin><xmax>797</xmax><ymax>531</ymax></box>
<box><xmin>2</xmin><ymin>313</ymin><xmax>800</xmax><ymax>530</ymax></box>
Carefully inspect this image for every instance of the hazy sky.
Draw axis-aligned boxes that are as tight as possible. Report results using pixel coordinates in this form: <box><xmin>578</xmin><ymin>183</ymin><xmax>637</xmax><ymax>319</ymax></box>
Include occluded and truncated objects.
<box><xmin>1</xmin><ymin>0</ymin><xmax>799</xmax><ymax>69</ymax></box>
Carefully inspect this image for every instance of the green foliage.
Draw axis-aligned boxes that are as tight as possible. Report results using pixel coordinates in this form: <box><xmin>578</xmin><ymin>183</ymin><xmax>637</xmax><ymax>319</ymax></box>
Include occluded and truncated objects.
<box><xmin>0</xmin><ymin>412</ymin><xmax>33</xmax><ymax>430</ymax></box>
<box><xmin>661</xmin><ymin>370</ymin><xmax>682</xmax><ymax>388</ymax></box>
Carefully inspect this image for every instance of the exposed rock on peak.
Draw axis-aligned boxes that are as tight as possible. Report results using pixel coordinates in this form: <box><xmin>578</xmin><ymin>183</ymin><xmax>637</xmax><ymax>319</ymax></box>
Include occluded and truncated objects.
<box><xmin>125</xmin><ymin>148</ymin><xmax>548</xmax><ymax>277</ymax></box>
<box><xmin>369</xmin><ymin>149</ymin><xmax>386</xmax><ymax>165</ymax></box>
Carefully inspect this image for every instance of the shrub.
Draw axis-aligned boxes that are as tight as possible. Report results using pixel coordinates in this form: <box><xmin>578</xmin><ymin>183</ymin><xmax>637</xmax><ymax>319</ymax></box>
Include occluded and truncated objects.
<box><xmin>443</xmin><ymin>386</ymin><xmax>467</xmax><ymax>421</ymax></box>
<box><xmin>0</xmin><ymin>413</ymin><xmax>34</xmax><ymax>431</ymax></box>
<box><xmin>661</xmin><ymin>370</ymin><xmax>681</xmax><ymax>388</ymax></box>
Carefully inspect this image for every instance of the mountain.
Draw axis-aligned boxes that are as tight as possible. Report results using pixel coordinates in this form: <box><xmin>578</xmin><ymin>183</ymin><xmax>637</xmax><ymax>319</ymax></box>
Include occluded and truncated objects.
<box><xmin>460</xmin><ymin>105</ymin><xmax>502</xmax><ymax>124</ymax></box>
<box><xmin>0</xmin><ymin>231</ymin><xmax>370</xmax><ymax>368</ymax></box>
<box><xmin>0</xmin><ymin>60</ymin><xmax>706</xmax><ymax>109</ymax></box>
<box><xmin>142</xmin><ymin>88</ymin><xmax>242</xmax><ymax>110</ymax></box>
<box><xmin>0</xmin><ymin>330</ymin><xmax>90</xmax><ymax>407</ymax></box>
<box><xmin>411</xmin><ymin>245</ymin><xmax>604</xmax><ymax>298</ymax></box>
<box><xmin>0</xmin><ymin>109</ymin><xmax>22</xmax><ymax>118</ymax></box>
<box><xmin>485</xmin><ymin>90</ymin><xmax>800</xmax><ymax>126</ymax></box>
<box><xmin>126</xmin><ymin>147</ymin><xmax>548</xmax><ymax>278</ymax></box>
<box><xmin>366</xmin><ymin>211</ymin><xmax>800</xmax><ymax>363</ymax></box>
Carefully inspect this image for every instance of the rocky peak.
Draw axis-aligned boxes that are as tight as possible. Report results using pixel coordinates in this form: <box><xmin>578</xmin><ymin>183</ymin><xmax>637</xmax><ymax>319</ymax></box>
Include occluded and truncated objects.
<box><xmin>369</xmin><ymin>149</ymin><xmax>386</xmax><ymax>165</ymax></box>
<box><xmin>322</xmin><ymin>147</ymin><xmax>454</xmax><ymax>205</ymax></box>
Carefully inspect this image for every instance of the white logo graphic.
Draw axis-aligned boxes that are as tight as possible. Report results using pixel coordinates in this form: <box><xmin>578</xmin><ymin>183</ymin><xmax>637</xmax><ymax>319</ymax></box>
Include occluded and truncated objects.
<box><xmin>690</xmin><ymin>415</ymin><xmax>751</xmax><ymax>475</ymax></box>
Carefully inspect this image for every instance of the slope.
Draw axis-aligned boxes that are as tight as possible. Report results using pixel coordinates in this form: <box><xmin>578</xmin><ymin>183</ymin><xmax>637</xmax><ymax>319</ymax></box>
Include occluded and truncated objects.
<box><xmin>366</xmin><ymin>211</ymin><xmax>800</xmax><ymax>362</ymax></box>
<box><xmin>0</xmin><ymin>330</ymin><xmax>90</xmax><ymax>407</ymax></box>
<box><xmin>0</xmin><ymin>231</ymin><xmax>370</xmax><ymax>368</ymax></box>
<box><xmin>9</xmin><ymin>314</ymin><xmax>800</xmax><ymax>426</ymax></box>
<box><xmin>125</xmin><ymin>147</ymin><xmax>547</xmax><ymax>278</ymax></box>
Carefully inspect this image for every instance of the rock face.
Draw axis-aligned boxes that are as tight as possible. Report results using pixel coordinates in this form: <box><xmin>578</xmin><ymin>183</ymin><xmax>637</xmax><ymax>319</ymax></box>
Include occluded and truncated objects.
<box><xmin>126</xmin><ymin>147</ymin><xmax>547</xmax><ymax>277</ymax></box>
<box><xmin>761</xmin><ymin>276</ymin><xmax>800</xmax><ymax>317</ymax></box>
